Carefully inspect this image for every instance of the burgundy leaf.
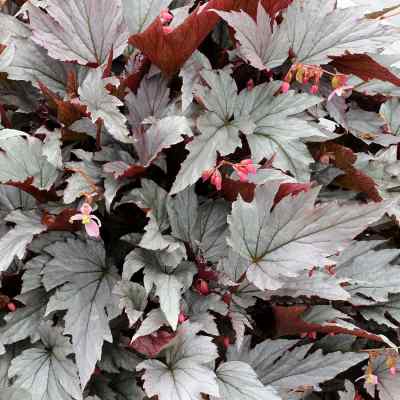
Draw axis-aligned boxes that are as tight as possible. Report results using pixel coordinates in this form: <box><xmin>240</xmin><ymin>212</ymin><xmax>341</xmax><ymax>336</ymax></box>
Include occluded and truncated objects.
<box><xmin>130</xmin><ymin>330</ymin><xmax>175</xmax><ymax>358</ymax></box>
<box><xmin>330</xmin><ymin>54</ymin><xmax>400</xmax><ymax>87</ymax></box>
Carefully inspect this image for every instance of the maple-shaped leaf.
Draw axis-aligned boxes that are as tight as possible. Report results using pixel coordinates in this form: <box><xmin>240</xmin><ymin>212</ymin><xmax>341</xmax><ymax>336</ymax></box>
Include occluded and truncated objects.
<box><xmin>281</xmin><ymin>0</ymin><xmax>398</xmax><ymax>65</ymax></box>
<box><xmin>125</xmin><ymin>73</ymin><xmax>192</xmax><ymax>166</ymax></box>
<box><xmin>133</xmin><ymin>116</ymin><xmax>193</xmax><ymax>167</ymax></box>
<box><xmin>346</xmin><ymin>107</ymin><xmax>397</xmax><ymax>146</ymax></box>
<box><xmin>179</xmin><ymin>51</ymin><xmax>212</xmax><ymax>111</ymax></box>
<box><xmin>113</xmin><ymin>281</ymin><xmax>147</xmax><ymax>327</ymax></box>
<box><xmin>262</xmin><ymin>346</ymin><xmax>368</xmax><ymax>391</ymax></box>
<box><xmin>332</xmin><ymin>240</ymin><xmax>400</xmax><ymax>304</ymax></box>
<box><xmin>355</xmin><ymin>146</ymin><xmax>400</xmax><ymax>221</ymax></box>
<box><xmin>0</xmin><ymin>12</ymin><xmax>31</xmax><ymax>39</ymax></box>
<box><xmin>122</xmin><ymin>0</ymin><xmax>173</xmax><ymax>35</ymax></box>
<box><xmin>131</xmin><ymin>308</ymin><xmax>169</xmax><ymax>341</ymax></box>
<box><xmin>123</xmin><ymin>248</ymin><xmax>196</xmax><ymax>330</ymax></box>
<box><xmin>364</xmin><ymin>354</ymin><xmax>400</xmax><ymax>400</ymax></box>
<box><xmin>30</xmin><ymin>0</ymin><xmax>128</xmax><ymax>66</ymax></box>
<box><xmin>215</xmin><ymin>3</ymin><xmax>289</xmax><ymax>71</ymax></box>
<box><xmin>0</xmin><ymin>15</ymin><xmax>28</xmax><ymax>72</ymax></box>
<box><xmin>129</xmin><ymin>0</ymin><xmax>238</xmax><ymax>75</ymax></box>
<box><xmin>183</xmin><ymin>292</ymin><xmax>228</xmax><ymax>336</ymax></box>
<box><xmin>264</xmin><ymin>270</ymin><xmax>350</xmax><ymax>301</ymax></box>
<box><xmin>313</xmin><ymin>142</ymin><xmax>382</xmax><ymax>202</ymax></box>
<box><xmin>119</xmin><ymin>179</ymin><xmax>171</xmax><ymax>250</ymax></box>
<box><xmin>0</xmin><ymin>185</ymin><xmax>36</xmax><ymax>213</ymax></box>
<box><xmin>0</xmin><ymin>35</ymin><xmax>15</xmax><ymax>71</ymax></box>
<box><xmin>4</xmin><ymin>36</ymin><xmax>89</xmax><ymax>95</ymax></box>
<box><xmin>9</xmin><ymin>323</ymin><xmax>82</xmax><ymax>400</ymax></box>
<box><xmin>301</xmin><ymin>305</ymin><xmax>354</xmax><ymax>328</ymax></box>
<box><xmin>78</xmin><ymin>68</ymin><xmax>131</xmax><ymax>144</ymax></box>
<box><xmin>0</xmin><ymin>388</ymin><xmax>30</xmax><ymax>400</ymax></box>
<box><xmin>359</xmin><ymin>293</ymin><xmax>400</xmax><ymax>328</ymax></box>
<box><xmin>110</xmin><ymin>371</ymin><xmax>145</xmax><ymax>400</ymax></box>
<box><xmin>0</xmin><ymin>210</ymin><xmax>46</xmax><ymax>272</ymax></box>
<box><xmin>0</xmin><ymin>131</ymin><xmax>58</xmax><ymax>190</ymax></box>
<box><xmin>210</xmin><ymin>361</ymin><xmax>280</xmax><ymax>400</ymax></box>
<box><xmin>227</xmin><ymin>337</ymin><xmax>368</xmax><ymax>392</ymax></box>
<box><xmin>137</xmin><ymin>321</ymin><xmax>219</xmax><ymax>400</ymax></box>
<box><xmin>237</xmin><ymin>81</ymin><xmax>323</xmax><ymax>181</ymax></box>
<box><xmin>98</xmin><ymin>342</ymin><xmax>141</xmax><ymax>373</ymax></box>
<box><xmin>125</xmin><ymin>73</ymin><xmax>170</xmax><ymax>133</ymax></box>
<box><xmin>381</xmin><ymin>98</ymin><xmax>400</xmax><ymax>136</ymax></box>
<box><xmin>0</xmin><ymin>288</ymin><xmax>48</xmax><ymax>346</ymax></box>
<box><xmin>168</xmin><ymin>186</ymin><xmax>230</xmax><ymax>262</ymax></box>
<box><xmin>228</xmin><ymin>181</ymin><xmax>390</xmax><ymax>290</ymax></box>
<box><xmin>63</xmin><ymin>153</ymin><xmax>102</xmax><ymax>204</ymax></box>
<box><xmin>0</xmin><ymin>77</ymin><xmax>39</xmax><ymax>113</ymax></box>
<box><xmin>171</xmin><ymin>69</ymin><xmax>254</xmax><ymax>194</ymax></box>
<box><xmin>42</xmin><ymin>238</ymin><xmax>120</xmax><ymax>388</ymax></box>
<box><xmin>339</xmin><ymin>381</ymin><xmax>356</xmax><ymax>400</ymax></box>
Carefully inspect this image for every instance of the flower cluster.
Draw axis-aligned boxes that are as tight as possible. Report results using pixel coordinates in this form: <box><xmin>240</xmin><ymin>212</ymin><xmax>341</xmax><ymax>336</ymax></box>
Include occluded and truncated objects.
<box><xmin>202</xmin><ymin>159</ymin><xmax>258</xmax><ymax>190</ymax></box>
<box><xmin>282</xmin><ymin>63</ymin><xmax>323</xmax><ymax>94</ymax></box>
<box><xmin>281</xmin><ymin>63</ymin><xmax>353</xmax><ymax>100</ymax></box>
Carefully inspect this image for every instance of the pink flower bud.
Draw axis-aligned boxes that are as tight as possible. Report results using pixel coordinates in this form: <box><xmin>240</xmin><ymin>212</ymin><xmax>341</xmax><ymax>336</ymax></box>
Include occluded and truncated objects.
<box><xmin>210</xmin><ymin>169</ymin><xmax>222</xmax><ymax>191</ymax></box>
<box><xmin>202</xmin><ymin>169</ymin><xmax>214</xmax><ymax>182</ymax></box>
<box><xmin>232</xmin><ymin>159</ymin><xmax>257</xmax><ymax>182</ymax></box>
<box><xmin>195</xmin><ymin>279</ymin><xmax>209</xmax><ymax>295</ymax></box>
<box><xmin>223</xmin><ymin>292</ymin><xmax>232</xmax><ymax>305</ymax></box>
<box><xmin>310</xmin><ymin>84</ymin><xmax>319</xmax><ymax>94</ymax></box>
<box><xmin>160</xmin><ymin>10</ymin><xmax>173</xmax><ymax>24</ymax></box>
<box><xmin>246</xmin><ymin>79</ymin><xmax>255</xmax><ymax>91</ymax></box>
<box><xmin>178</xmin><ymin>311</ymin><xmax>187</xmax><ymax>324</ymax></box>
<box><xmin>281</xmin><ymin>81</ymin><xmax>290</xmax><ymax>93</ymax></box>
<box><xmin>223</xmin><ymin>336</ymin><xmax>230</xmax><ymax>349</ymax></box>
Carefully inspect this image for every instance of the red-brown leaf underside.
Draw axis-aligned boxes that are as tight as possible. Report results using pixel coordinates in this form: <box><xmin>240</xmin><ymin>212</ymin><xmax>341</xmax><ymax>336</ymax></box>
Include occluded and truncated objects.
<box><xmin>129</xmin><ymin>0</ymin><xmax>292</xmax><ymax>76</ymax></box>
<box><xmin>330</xmin><ymin>54</ymin><xmax>400</xmax><ymax>87</ymax></box>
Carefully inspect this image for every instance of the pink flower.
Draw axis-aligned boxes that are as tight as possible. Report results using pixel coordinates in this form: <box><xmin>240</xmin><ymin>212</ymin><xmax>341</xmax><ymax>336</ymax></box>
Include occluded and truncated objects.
<box><xmin>281</xmin><ymin>81</ymin><xmax>290</xmax><ymax>93</ymax></box>
<box><xmin>202</xmin><ymin>168</ymin><xmax>222</xmax><ymax>191</ymax></box>
<box><xmin>69</xmin><ymin>203</ymin><xmax>101</xmax><ymax>238</ymax></box>
<box><xmin>160</xmin><ymin>9</ymin><xmax>173</xmax><ymax>24</ymax></box>
<box><xmin>328</xmin><ymin>74</ymin><xmax>353</xmax><ymax>101</ymax></box>
<box><xmin>328</xmin><ymin>85</ymin><xmax>353</xmax><ymax>101</ymax></box>
<box><xmin>195</xmin><ymin>278</ymin><xmax>210</xmax><ymax>295</ymax></box>
<box><xmin>247</xmin><ymin>79</ymin><xmax>255</xmax><ymax>91</ymax></box>
<box><xmin>232</xmin><ymin>159</ymin><xmax>258</xmax><ymax>182</ymax></box>
<box><xmin>309</xmin><ymin>84</ymin><xmax>319</xmax><ymax>95</ymax></box>
<box><xmin>178</xmin><ymin>311</ymin><xmax>187</xmax><ymax>324</ymax></box>
<box><xmin>366</xmin><ymin>373</ymin><xmax>379</xmax><ymax>385</ymax></box>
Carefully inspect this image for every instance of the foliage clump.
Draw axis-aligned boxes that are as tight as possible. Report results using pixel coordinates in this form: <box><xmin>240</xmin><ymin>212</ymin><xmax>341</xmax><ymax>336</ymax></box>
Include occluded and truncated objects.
<box><xmin>1</xmin><ymin>0</ymin><xmax>400</xmax><ymax>399</ymax></box>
